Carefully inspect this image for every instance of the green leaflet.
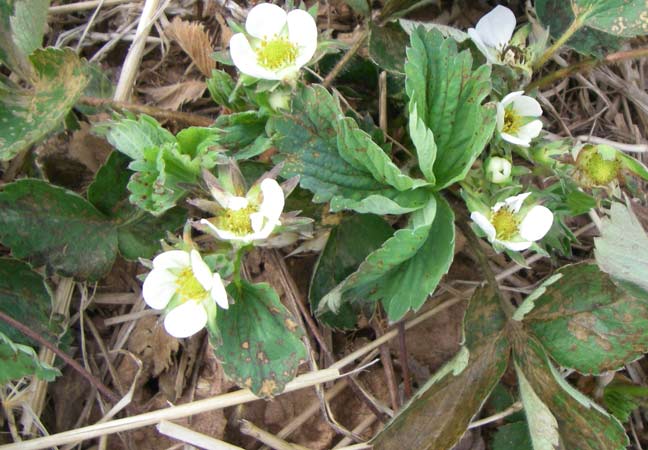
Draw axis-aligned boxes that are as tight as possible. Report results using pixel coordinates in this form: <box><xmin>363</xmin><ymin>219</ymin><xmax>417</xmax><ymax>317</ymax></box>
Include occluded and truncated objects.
<box><xmin>212</xmin><ymin>281</ymin><xmax>307</xmax><ymax>398</ymax></box>
<box><xmin>0</xmin><ymin>332</ymin><xmax>59</xmax><ymax>384</ymax></box>
<box><xmin>96</xmin><ymin>115</ymin><xmax>220</xmax><ymax>215</ymax></box>
<box><xmin>319</xmin><ymin>194</ymin><xmax>454</xmax><ymax>322</ymax></box>
<box><xmin>512</xmin><ymin>335</ymin><xmax>628</xmax><ymax>450</ymax></box>
<box><xmin>368</xmin><ymin>22</ymin><xmax>408</xmax><ymax>73</ymax></box>
<box><xmin>573</xmin><ymin>0</ymin><xmax>648</xmax><ymax>38</ymax></box>
<box><xmin>213</xmin><ymin>110</ymin><xmax>271</xmax><ymax>160</ymax></box>
<box><xmin>594</xmin><ymin>202</ymin><xmax>648</xmax><ymax>295</ymax></box>
<box><xmin>9</xmin><ymin>0</ymin><xmax>49</xmax><ymax>57</ymax></box>
<box><xmin>0</xmin><ymin>179</ymin><xmax>118</xmax><ymax>281</ymax></box>
<box><xmin>491</xmin><ymin>422</ymin><xmax>533</xmax><ymax>450</ymax></box>
<box><xmin>206</xmin><ymin>69</ymin><xmax>247</xmax><ymax>111</ymax></box>
<box><xmin>521</xmin><ymin>263</ymin><xmax>648</xmax><ymax>375</ymax></box>
<box><xmin>310</xmin><ymin>214</ymin><xmax>394</xmax><ymax>329</ymax></box>
<box><xmin>535</xmin><ymin>0</ymin><xmax>623</xmax><ymax>57</ymax></box>
<box><xmin>372</xmin><ymin>286</ymin><xmax>510</xmax><ymax>450</ymax></box>
<box><xmin>603</xmin><ymin>381</ymin><xmax>648</xmax><ymax>423</ymax></box>
<box><xmin>405</xmin><ymin>27</ymin><xmax>494</xmax><ymax>188</ymax></box>
<box><xmin>269</xmin><ymin>84</ymin><xmax>430</xmax><ymax>216</ymax></box>
<box><xmin>0</xmin><ymin>48</ymin><xmax>89</xmax><ymax>161</ymax></box>
<box><xmin>88</xmin><ymin>151</ymin><xmax>185</xmax><ymax>260</ymax></box>
<box><xmin>0</xmin><ymin>258</ymin><xmax>59</xmax><ymax>346</ymax></box>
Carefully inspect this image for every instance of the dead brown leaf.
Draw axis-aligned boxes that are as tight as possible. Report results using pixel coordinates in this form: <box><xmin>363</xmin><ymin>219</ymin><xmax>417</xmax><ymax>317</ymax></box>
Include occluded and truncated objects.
<box><xmin>69</xmin><ymin>122</ymin><xmax>113</xmax><ymax>172</ymax></box>
<box><xmin>128</xmin><ymin>316</ymin><xmax>179</xmax><ymax>378</ymax></box>
<box><xmin>165</xmin><ymin>17</ymin><xmax>215</xmax><ymax>77</ymax></box>
<box><xmin>140</xmin><ymin>80</ymin><xmax>206</xmax><ymax>111</ymax></box>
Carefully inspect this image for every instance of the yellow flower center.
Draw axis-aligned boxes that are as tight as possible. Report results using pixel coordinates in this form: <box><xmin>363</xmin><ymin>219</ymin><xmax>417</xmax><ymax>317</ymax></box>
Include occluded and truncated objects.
<box><xmin>175</xmin><ymin>268</ymin><xmax>207</xmax><ymax>302</ymax></box>
<box><xmin>491</xmin><ymin>208</ymin><xmax>519</xmax><ymax>241</ymax></box>
<box><xmin>256</xmin><ymin>36</ymin><xmax>298</xmax><ymax>70</ymax></box>
<box><xmin>583</xmin><ymin>151</ymin><xmax>620</xmax><ymax>185</ymax></box>
<box><xmin>503</xmin><ymin>107</ymin><xmax>523</xmax><ymax>135</ymax></box>
<box><xmin>214</xmin><ymin>205</ymin><xmax>257</xmax><ymax>235</ymax></box>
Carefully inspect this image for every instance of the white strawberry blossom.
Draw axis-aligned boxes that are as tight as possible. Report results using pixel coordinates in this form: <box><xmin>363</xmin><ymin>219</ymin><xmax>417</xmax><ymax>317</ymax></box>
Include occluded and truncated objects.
<box><xmin>468</xmin><ymin>5</ymin><xmax>517</xmax><ymax>65</ymax></box>
<box><xmin>485</xmin><ymin>157</ymin><xmax>512</xmax><ymax>184</ymax></box>
<box><xmin>497</xmin><ymin>91</ymin><xmax>543</xmax><ymax>147</ymax></box>
<box><xmin>143</xmin><ymin>249</ymin><xmax>228</xmax><ymax>338</ymax></box>
<box><xmin>200</xmin><ymin>178</ymin><xmax>285</xmax><ymax>244</ymax></box>
<box><xmin>471</xmin><ymin>193</ymin><xmax>553</xmax><ymax>251</ymax></box>
<box><xmin>229</xmin><ymin>3</ymin><xmax>318</xmax><ymax>80</ymax></box>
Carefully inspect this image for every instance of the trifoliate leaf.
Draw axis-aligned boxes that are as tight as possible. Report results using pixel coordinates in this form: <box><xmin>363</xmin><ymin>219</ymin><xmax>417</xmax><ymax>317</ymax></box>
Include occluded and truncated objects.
<box><xmin>372</xmin><ymin>285</ymin><xmax>509</xmax><ymax>450</ymax></box>
<box><xmin>0</xmin><ymin>179</ymin><xmax>117</xmax><ymax>280</ymax></box>
<box><xmin>0</xmin><ymin>48</ymin><xmax>88</xmax><ymax>161</ymax></box>
<box><xmin>405</xmin><ymin>28</ymin><xmax>494</xmax><ymax>188</ymax></box>
<box><xmin>212</xmin><ymin>281</ymin><xmax>307</xmax><ymax>398</ymax></box>
<box><xmin>521</xmin><ymin>263</ymin><xmax>648</xmax><ymax>374</ymax></box>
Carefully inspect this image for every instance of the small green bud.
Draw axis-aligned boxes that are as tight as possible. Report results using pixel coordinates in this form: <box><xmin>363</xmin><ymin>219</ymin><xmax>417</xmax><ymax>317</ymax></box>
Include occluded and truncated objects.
<box><xmin>485</xmin><ymin>157</ymin><xmax>512</xmax><ymax>184</ymax></box>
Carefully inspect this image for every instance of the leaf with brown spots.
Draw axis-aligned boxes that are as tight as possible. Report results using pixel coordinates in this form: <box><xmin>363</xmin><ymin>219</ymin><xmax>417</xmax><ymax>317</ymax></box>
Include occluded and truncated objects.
<box><xmin>512</xmin><ymin>334</ymin><xmax>628</xmax><ymax>450</ymax></box>
<box><xmin>211</xmin><ymin>281</ymin><xmax>307</xmax><ymax>398</ymax></box>
<box><xmin>521</xmin><ymin>263</ymin><xmax>648</xmax><ymax>375</ymax></box>
<box><xmin>0</xmin><ymin>48</ymin><xmax>88</xmax><ymax>161</ymax></box>
<box><xmin>372</xmin><ymin>285</ymin><xmax>510</xmax><ymax>450</ymax></box>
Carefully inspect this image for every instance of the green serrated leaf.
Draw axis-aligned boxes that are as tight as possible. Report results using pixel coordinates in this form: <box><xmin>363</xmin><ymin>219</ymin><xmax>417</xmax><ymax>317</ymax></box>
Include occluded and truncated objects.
<box><xmin>0</xmin><ymin>48</ymin><xmax>89</xmax><ymax>161</ymax></box>
<box><xmin>310</xmin><ymin>214</ymin><xmax>394</xmax><ymax>329</ymax></box>
<box><xmin>369</xmin><ymin>22</ymin><xmax>408</xmax><ymax>73</ymax></box>
<box><xmin>213</xmin><ymin>281</ymin><xmax>307</xmax><ymax>398</ymax></box>
<box><xmin>405</xmin><ymin>28</ymin><xmax>494</xmax><ymax>189</ymax></box>
<box><xmin>594</xmin><ymin>202</ymin><xmax>648</xmax><ymax>295</ymax></box>
<box><xmin>94</xmin><ymin>113</ymin><xmax>175</xmax><ymax>161</ymax></box>
<box><xmin>0</xmin><ymin>331</ymin><xmax>59</xmax><ymax>384</ymax></box>
<box><xmin>0</xmin><ymin>257</ymin><xmax>58</xmax><ymax>346</ymax></box>
<box><xmin>574</xmin><ymin>0</ymin><xmax>648</xmax><ymax>37</ymax></box>
<box><xmin>522</xmin><ymin>263</ymin><xmax>648</xmax><ymax>374</ymax></box>
<box><xmin>603</xmin><ymin>381</ymin><xmax>648</xmax><ymax>423</ymax></box>
<box><xmin>372</xmin><ymin>285</ymin><xmax>509</xmax><ymax>450</ymax></box>
<box><xmin>320</xmin><ymin>194</ymin><xmax>454</xmax><ymax>321</ymax></box>
<box><xmin>536</xmin><ymin>0</ymin><xmax>623</xmax><ymax>57</ymax></box>
<box><xmin>0</xmin><ymin>179</ymin><xmax>117</xmax><ymax>280</ymax></box>
<box><xmin>10</xmin><ymin>0</ymin><xmax>49</xmax><ymax>57</ymax></box>
<box><xmin>88</xmin><ymin>151</ymin><xmax>185</xmax><ymax>260</ymax></box>
<box><xmin>513</xmin><ymin>334</ymin><xmax>628</xmax><ymax>450</ymax></box>
<box><xmin>270</xmin><ymin>84</ymin><xmax>428</xmax><ymax>215</ymax></box>
<box><xmin>213</xmin><ymin>110</ymin><xmax>271</xmax><ymax>160</ymax></box>
<box><xmin>399</xmin><ymin>19</ymin><xmax>469</xmax><ymax>42</ymax></box>
<box><xmin>206</xmin><ymin>69</ymin><xmax>246</xmax><ymax>111</ymax></box>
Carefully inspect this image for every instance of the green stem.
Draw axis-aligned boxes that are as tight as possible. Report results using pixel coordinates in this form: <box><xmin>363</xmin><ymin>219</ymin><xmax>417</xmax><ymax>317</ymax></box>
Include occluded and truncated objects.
<box><xmin>533</xmin><ymin>15</ymin><xmax>584</xmax><ymax>70</ymax></box>
<box><xmin>231</xmin><ymin>246</ymin><xmax>247</xmax><ymax>287</ymax></box>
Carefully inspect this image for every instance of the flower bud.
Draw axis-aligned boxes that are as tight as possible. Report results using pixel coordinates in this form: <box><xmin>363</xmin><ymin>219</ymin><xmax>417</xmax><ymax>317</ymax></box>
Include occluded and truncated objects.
<box><xmin>485</xmin><ymin>157</ymin><xmax>512</xmax><ymax>184</ymax></box>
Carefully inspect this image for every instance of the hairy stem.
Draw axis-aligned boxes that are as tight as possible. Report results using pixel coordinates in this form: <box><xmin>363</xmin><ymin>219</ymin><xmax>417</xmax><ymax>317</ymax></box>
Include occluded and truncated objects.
<box><xmin>533</xmin><ymin>16</ymin><xmax>584</xmax><ymax>70</ymax></box>
<box><xmin>0</xmin><ymin>310</ymin><xmax>121</xmax><ymax>405</ymax></box>
<box><xmin>323</xmin><ymin>27</ymin><xmax>369</xmax><ymax>88</ymax></box>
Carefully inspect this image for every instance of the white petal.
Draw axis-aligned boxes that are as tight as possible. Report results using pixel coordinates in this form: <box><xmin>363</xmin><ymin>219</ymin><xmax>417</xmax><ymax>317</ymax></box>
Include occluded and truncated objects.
<box><xmin>227</xmin><ymin>196</ymin><xmax>249</xmax><ymax>211</ymax></box>
<box><xmin>259</xmin><ymin>178</ymin><xmax>285</xmax><ymax>221</ymax></box>
<box><xmin>471</xmin><ymin>212</ymin><xmax>496</xmax><ymax>242</ymax></box>
<box><xmin>250</xmin><ymin>211</ymin><xmax>265</xmax><ymax>233</ymax></box>
<box><xmin>210</xmin><ymin>273</ymin><xmax>229</xmax><ymax>310</ymax></box>
<box><xmin>511</xmin><ymin>95</ymin><xmax>542</xmax><ymax>117</ymax></box>
<box><xmin>190</xmin><ymin>250</ymin><xmax>213</xmax><ymax>291</ymax></box>
<box><xmin>230</xmin><ymin>33</ymin><xmax>280</xmax><ymax>80</ymax></box>
<box><xmin>287</xmin><ymin>9</ymin><xmax>318</xmax><ymax>68</ymax></box>
<box><xmin>152</xmin><ymin>250</ymin><xmax>190</xmax><ymax>270</ymax></box>
<box><xmin>143</xmin><ymin>269</ymin><xmax>177</xmax><ymax>309</ymax></box>
<box><xmin>519</xmin><ymin>205</ymin><xmax>554</xmax><ymax>242</ymax></box>
<box><xmin>500</xmin><ymin>91</ymin><xmax>524</xmax><ymax>108</ymax></box>
<box><xmin>516</xmin><ymin>120</ymin><xmax>543</xmax><ymax>142</ymax></box>
<box><xmin>500</xmin><ymin>132</ymin><xmax>531</xmax><ymax>147</ymax></box>
<box><xmin>504</xmin><ymin>193</ymin><xmax>531</xmax><ymax>213</ymax></box>
<box><xmin>500</xmin><ymin>239</ymin><xmax>532</xmax><ymax>251</ymax></box>
<box><xmin>245</xmin><ymin>3</ymin><xmax>287</xmax><ymax>39</ymax></box>
<box><xmin>200</xmin><ymin>219</ymin><xmax>241</xmax><ymax>241</ymax></box>
<box><xmin>496</xmin><ymin>101</ymin><xmax>506</xmax><ymax>132</ymax></box>
<box><xmin>164</xmin><ymin>301</ymin><xmax>207</xmax><ymax>338</ymax></box>
<box><xmin>474</xmin><ymin>5</ymin><xmax>516</xmax><ymax>50</ymax></box>
<box><xmin>468</xmin><ymin>28</ymin><xmax>498</xmax><ymax>63</ymax></box>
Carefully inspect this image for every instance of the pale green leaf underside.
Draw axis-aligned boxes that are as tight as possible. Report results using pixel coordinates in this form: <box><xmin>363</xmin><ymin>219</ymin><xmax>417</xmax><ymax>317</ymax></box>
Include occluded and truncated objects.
<box><xmin>0</xmin><ymin>332</ymin><xmax>59</xmax><ymax>384</ymax></box>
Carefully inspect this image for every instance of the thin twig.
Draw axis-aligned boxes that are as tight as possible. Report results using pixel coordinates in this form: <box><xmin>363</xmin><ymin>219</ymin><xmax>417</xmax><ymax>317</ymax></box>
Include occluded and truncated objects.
<box><xmin>240</xmin><ymin>420</ymin><xmax>310</xmax><ymax>450</ymax></box>
<box><xmin>396</xmin><ymin>321</ymin><xmax>412</xmax><ymax>400</ymax></box>
<box><xmin>323</xmin><ymin>28</ymin><xmax>369</xmax><ymax>88</ymax></box>
<box><xmin>0</xmin><ymin>310</ymin><xmax>121</xmax><ymax>405</ymax></box>
<box><xmin>49</xmin><ymin>0</ymin><xmax>131</xmax><ymax>14</ymax></box>
<box><xmin>372</xmin><ymin>317</ymin><xmax>400</xmax><ymax>411</ymax></box>
<box><xmin>468</xmin><ymin>401</ymin><xmax>522</xmax><ymax>429</ymax></box>
<box><xmin>158</xmin><ymin>420</ymin><xmax>244</xmax><ymax>450</ymax></box>
<box><xmin>79</xmin><ymin>96</ymin><xmax>213</xmax><ymax>126</ymax></box>
<box><xmin>529</xmin><ymin>46</ymin><xmax>648</xmax><ymax>91</ymax></box>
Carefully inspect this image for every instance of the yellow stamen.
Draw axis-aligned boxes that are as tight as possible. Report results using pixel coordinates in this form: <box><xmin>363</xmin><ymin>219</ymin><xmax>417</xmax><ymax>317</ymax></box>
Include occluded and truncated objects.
<box><xmin>214</xmin><ymin>205</ymin><xmax>257</xmax><ymax>235</ymax></box>
<box><xmin>176</xmin><ymin>268</ymin><xmax>207</xmax><ymax>302</ymax></box>
<box><xmin>503</xmin><ymin>106</ymin><xmax>523</xmax><ymax>135</ymax></box>
<box><xmin>256</xmin><ymin>36</ymin><xmax>298</xmax><ymax>70</ymax></box>
<box><xmin>491</xmin><ymin>208</ymin><xmax>519</xmax><ymax>241</ymax></box>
